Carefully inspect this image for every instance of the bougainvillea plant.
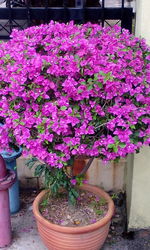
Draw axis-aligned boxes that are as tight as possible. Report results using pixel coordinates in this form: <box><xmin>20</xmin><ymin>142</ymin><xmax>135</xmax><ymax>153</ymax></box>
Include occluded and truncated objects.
<box><xmin>0</xmin><ymin>22</ymin><xmax>149</xmax><ymax>201</ymax></box>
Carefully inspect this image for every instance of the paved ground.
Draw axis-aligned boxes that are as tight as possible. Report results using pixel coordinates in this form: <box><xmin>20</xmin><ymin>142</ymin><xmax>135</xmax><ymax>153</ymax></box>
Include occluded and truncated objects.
<box><xmin>1</xmin><ymin>189</ymin><xmax>150</xmax><ymax>250</ymax></box>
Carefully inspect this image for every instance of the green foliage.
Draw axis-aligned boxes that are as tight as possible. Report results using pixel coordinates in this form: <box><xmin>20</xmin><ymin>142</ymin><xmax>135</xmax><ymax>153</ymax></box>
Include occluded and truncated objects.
<box><xmin>26</xmin><ymin>157</ymin><xmax>79</xmax><ymax>205</ymax></box>
<box><xmin>26</xmin><ymin>157</ymin><xmax>38</xmax><ymax>169</ymax></box>
<box><xmin>91</xmin><ymin>197</ymin><xmax>107</xmax><ymax>208</ymax></box>
<box><xmin>99</xmin><ymin>197</ymin><xmax>107</xmax><ymax>206</ymax></box>
<box><xmin>69</xmin><ymin>188</ymin><xmax>79</xmax><ymax>205</ymax></box>
<box><xmin>34</xmin><ymin>164</ymin><xmax>46</xmax><ymax>177</ymax></box>
<box><xmin>60</xmin><ymin>106</ymin><xmax>67</xmax><ymax>110</ymax></box>
<box><xmin>91</xmin><ymin>197</ymin><xmax>107</xmax><ymax>215</ymax></box>
<box><xmin>111</xmin><ymin>193</ymin><xmax>119</xmax><ymax>200</ymax></box>
<box><xmin>95</xmin><ymin>209</ymin><xmax>104</xmax><ymax>215</ymax></box>
<box><xmin>40</xmin><ymin>197</ymin><xmax>49</xmax><ymax>208</ymax></box>
<box><xmin>76</xmin><ymin>175</ymin><xmax>85</xmax><ymax>186</ymax></box>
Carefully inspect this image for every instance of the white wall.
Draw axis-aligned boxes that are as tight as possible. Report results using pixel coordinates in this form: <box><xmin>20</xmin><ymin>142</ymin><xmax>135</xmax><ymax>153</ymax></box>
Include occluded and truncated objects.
<box><xmin>127</xmin><ymin>147</ymin><xmax>150</xmax><ymax>230</ymax></box>
<box><xmin>126</xmin><ymin>0</ymin><xmax>150</xmax><ymax>230</ymax></box>
<box><xmin>135</xmin><ymin>0</ymin><xmax>150</xmax><ymax>44</ymax></box>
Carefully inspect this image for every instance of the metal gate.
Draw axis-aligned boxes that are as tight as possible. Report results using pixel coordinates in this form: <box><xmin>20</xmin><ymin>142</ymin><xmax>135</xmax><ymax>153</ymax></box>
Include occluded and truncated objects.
<box><xmin>0</xmin><ymin>0</ymin><xmax>133</xmax><ymax>40</ymax></box>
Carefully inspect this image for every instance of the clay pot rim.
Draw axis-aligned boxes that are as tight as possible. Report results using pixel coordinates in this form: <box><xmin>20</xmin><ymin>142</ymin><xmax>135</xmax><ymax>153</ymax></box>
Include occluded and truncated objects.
<box><xmin>33</xmin><ymin>184</ymin><xmax>114</xmax><ymax>234</ymax></box>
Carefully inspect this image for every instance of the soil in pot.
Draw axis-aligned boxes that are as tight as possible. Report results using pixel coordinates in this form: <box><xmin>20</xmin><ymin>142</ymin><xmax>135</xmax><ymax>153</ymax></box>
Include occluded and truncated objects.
<box><xmin>40</xmin><ymin>189</ymin><xmax>108</xmax><ymax>227</ymax></box>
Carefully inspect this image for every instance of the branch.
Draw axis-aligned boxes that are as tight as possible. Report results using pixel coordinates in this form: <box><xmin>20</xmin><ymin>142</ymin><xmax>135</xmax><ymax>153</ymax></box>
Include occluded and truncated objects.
<box><xmin>95</xmin><ymin>122</ymin><xmax>108</xmax><ymax>130</ymax></box>
<box><xmin>63</xmin><ymin>165</ymin><xmax>73</xmax><ymax>178</ymax></box>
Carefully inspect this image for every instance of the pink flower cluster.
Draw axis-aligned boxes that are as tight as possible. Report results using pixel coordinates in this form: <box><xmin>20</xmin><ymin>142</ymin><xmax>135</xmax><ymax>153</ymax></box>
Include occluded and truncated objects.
<box><xmin>0</xmin><ymin>22</ymin><xmax>149</xmax><ymax>168</ymax></box>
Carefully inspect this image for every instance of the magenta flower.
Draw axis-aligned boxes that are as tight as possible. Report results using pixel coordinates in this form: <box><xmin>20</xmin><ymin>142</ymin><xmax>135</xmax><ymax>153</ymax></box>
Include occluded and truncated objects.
<box><xmin>70</xmin><ymin>179</ymin><xmax>77</xmax><ymax>185</ymax></box>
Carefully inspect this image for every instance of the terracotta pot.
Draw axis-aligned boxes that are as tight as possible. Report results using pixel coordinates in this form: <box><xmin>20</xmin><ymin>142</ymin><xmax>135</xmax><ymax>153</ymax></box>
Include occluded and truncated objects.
<box><xmin>33</xmin><ymin>184</ymin><xmax>115</xmax><ymax>250</ymax></box>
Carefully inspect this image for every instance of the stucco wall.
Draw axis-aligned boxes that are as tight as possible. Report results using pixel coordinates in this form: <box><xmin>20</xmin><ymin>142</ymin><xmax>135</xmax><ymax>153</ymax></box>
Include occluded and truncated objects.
<box><xmin>127</xmin><ymin>147</ymin><xmax>150</xmax><ymax>230</ymax></box>
<box><xmin>126</xmin><ymin>0</ymin><xmax>150</xmax><ymax>231</ymax></box>
<box><xmin>87</xmin><ymin>158</ymin><xmax>126</xmax><ymax>191</ymax></box>
<box><xmin>135</xmin><ymin>0</ymin><xmax>150</xmax><ymax>44</ymax></box>
<box><xmin>17</xmin><ymin>157</ymin><xmax>126</xmax><ymax>191</ymax></box>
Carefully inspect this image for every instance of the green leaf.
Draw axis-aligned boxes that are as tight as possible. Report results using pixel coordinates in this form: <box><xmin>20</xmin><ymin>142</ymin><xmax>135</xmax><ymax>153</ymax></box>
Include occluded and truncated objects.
<box><xmin>96</xmin><ymin>210</ymin><xmax>103</xmax><ymax>215</ymax></box>
<box><xmin>81</xmin><ymin>81</ymin><xmax>86</xmax><ymax>85</ymax></box>
<box><xmin>26</xmin><ymin>157</ymin><xmax>37</xmax><ymax>164</ymax></box>
<box><xmin>104</xmin><ymin>72</ymin><xmax>113</xmax><ymax>82</ymax></box>
<box><xmin>111</xmin><ymin>193</ymin><xmax>119</xmax><ymax>200</ymax></box>
<box><xmin>87</xmin><ymin>78</ymin><xmax>93</xmax><ymax>83</ymax></box>
<box><xmin>99</xmin><ymin>71</ymin><xmax>105</xmax><ymax>76</ymax></box>
<box><xmin>46</xmin><ymin>140</ymin><xmax>50</xmax><ymax>145</ymax></box>
<box><xmin>75</xmin><ymin>113</ymin><xmax>81</xmax><ymax>118</ymax></box>
<box><xmin>40</xmin><ymin>198</ymin><xmax>49</xmax><ymax>208</ymax></box>
<box><xmin>34</xmin><ymin>164</ymin><xmax>45</xmax><ymax>177</ymax></box>
<box><xmin>93</xmin><ymin>114</ymin><xmax>97</xmax><ymax>120</ymax></box>
<box><xmin>14</xmin><ymin>119</ymin><xmax>19</xmax><ymax>123</ymax></box>
<box><xmin>37</xmin><ymin>96</ymin><xmax>42</xmax><ymax>103</ymax></box>
<box><xmin>85</xmin><ymin>27</ymin><xmax>92</xmax><ymax>37</ymax></box>
<box><xmin>87</xmin><ymin>85</ymin><xmax>93</xmax><ymax>90</ymax></box>
<box><xmin>96</xmin><ymin>82</ymin><xmax>103</xmax><ymax>88</ymax></box>
<box><xmin>108</xmin><ymin>144</ymin><xmax>118</xmax><ymax>152</ymax></box>
<box><xmin>69</xmin><ymin>191</ymin><xmax>76</xmax><ymax>205</ymax></box>
<box><xmin>99</xmin><ymin>197</ymin><xmax>107</xmax><ymax>206</ymax></box>
<box><xmin>37</xmin><ymin>125</ymin><xmax>45</xmax><ymax>134</ymax></box>
<box><xmin>26</xmin><ymin>162</ymin><xmax>35</xmax><ymax>169</ymax></box>
<box><xmin>52</xmin><ymin>183</ymin><xmax>59</xmax><ymax>194</ymax></box>
<box><xmin>94</xmin><ymin>73</ymin><xmax>98</xmax><ymax>81</ymax></box>
<box><xmin>35</xmin><ymin>111</ymin><xmax>41</xmax><ymax>118</ymax></box>
<box><xmin>130</xmin><ymin>125</ymin><xmax>136</xmax><ymax>129</ymax></box>
<box><xmin>78</xmin><ymin>89</ymin><xmax>83</xmax><ymax>93</ymax></box>
<box><xmin>74</xmin><ymin>105</ymin><xmax>80</xmax><ymax>110</ymax></box>
<box><xmin>80</xmin><ymin>68</ymin><xmax>84</xmax><ymax>75</ymax></box>
<box><xmin>119</xmin><ymin>143</ymin><xmax>126</xmax><ymax>148</ymax></box>
<box><xmin>60</xmin><ymin>106</ymin><xmax>67</xmax><ymax>110</ymax></box>
<box><xmin>113</xmin><ymin>145</ymin><xmax>118</xmax><ymax>153</ymax></box>
<box><xmin>5</xmin><ymin>54</ymin><xmax>11</xmax><ymax>59</ymax></box>
<box><xmin>17</xmin><ymin>68</ymin><xmax>22</xmax><ymax>73</ymax></box>
<box><xmin>20</xmin><ymin>122</ymin><xmax>25</xmax><ymax>125</ymax></box>
<box><xmin>70</xmin><ymin>188</ymin><xmax>79</xmax><ymax>199</ymax></box>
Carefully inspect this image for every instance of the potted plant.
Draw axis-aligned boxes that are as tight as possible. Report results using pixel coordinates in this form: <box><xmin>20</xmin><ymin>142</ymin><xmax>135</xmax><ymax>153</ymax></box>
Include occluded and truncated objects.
<box><xmin>0</xmin><ymin>22</ymin><xmax>149</xmax><ymax>249</ymax></box>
